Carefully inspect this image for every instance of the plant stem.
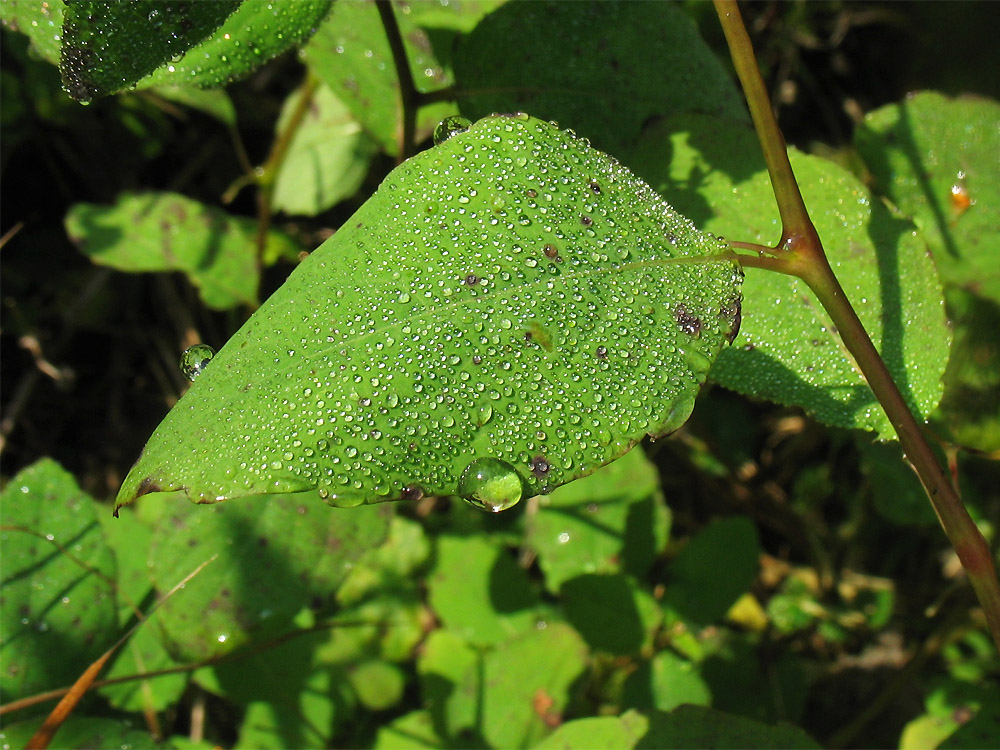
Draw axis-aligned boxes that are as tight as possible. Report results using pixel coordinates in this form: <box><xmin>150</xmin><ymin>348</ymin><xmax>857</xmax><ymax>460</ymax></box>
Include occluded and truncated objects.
<box><xmin>376</xmin><ymin>0</ymin><xmax>417</xmax><ymax>161</ymax></box>
<box><xmin>714</xmin><ymin>0</ymin><xmax>1000</xmax><ymax>651</ymax></box>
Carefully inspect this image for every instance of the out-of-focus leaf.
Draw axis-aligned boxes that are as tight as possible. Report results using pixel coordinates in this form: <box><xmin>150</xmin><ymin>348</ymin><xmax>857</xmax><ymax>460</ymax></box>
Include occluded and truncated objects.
<box><xmin>0</xmin><ymin>717</ymin><xmax>156</xmax><ymax>750</ymax></box>
<box><xmin>59</xmin><ymin>1</ymin><xmax>240</xmax><ymax>101</ymax></box>
<box><xmin>427</xmin><ymin>535</ymin><xmax>540</xmax><ymax>647</ymax></box>
<box><xmin>637</xmin><ymin>705</ymin><xmax>821</xmax><ymax>749</ymax></box>
<box><xmin>348</xmin><ymin>659</ymin><xmax>406</xmax><ymax>711</ymax></box>
<box><xmin>302</xmin><ymin>0</ymin><xmax>471</xmax><ymax>154</ymax></box>
<box><xmin>858</xmin><ymin>436</ymin><xmax>938</xmax><ymax>526</ymax></box>
<box><xmin>561</xmin><ymin>573</ymin><xmax>660</xmax><ymax>656</ymax></box>
<box><xmin>148</xmin><ymin>85</ymin><xmax>237</xmax><ymax>127</ymax></box>
<box><xmin>147</xmin><ymin>492</ymin><xmax>391</xmax><ymax>661</ymax></box>
<box><xmin>527</xmin><ymin>446</ymin><xmax>667</xmax><ymax>591</ymax></box>
<box><xmin>65</xmin><ymin>191</ymin><xmax>297</xmax><ymax>310</ymax></box>
<box><xmin>624</xmin><ymin>650</ymin><xmax>712</xmax><ymax>712</ymax></box>
<box><xmin>533</xmin><ymin>711</ymin><xmax>649</xmax><ymax>750</ymax></box>
<box><xmin>114</xmin><ymin>114</ymin><xmax>742</xmax><ymax>511</ymax></box>
<box><xmin>0</xmin><ymin>459</ymin><xmax>117</xmax><ymax>702</ymax></box>
<box><xmin>374</xmin><ymin>710</ymin><xmax>444</xmax><ymax>750</ymax></box>
<box><xmin>663</xmin><ymin>516</ymin><xmax>760</xmax><ymax>626</ymax></box>
<box><xmin>632</xmin><ymin>113</ymin><xmax>950</xmax><ymax>438</ymax></box>
<box><xmin>454</xmin><ymin>0</ymin><xmax>746</xmax><ymax>160</ymax></box>
<box><xmin>271</xmin><ymin>81</ymin><xmax>378</xmax><ymax>216</ymax></box>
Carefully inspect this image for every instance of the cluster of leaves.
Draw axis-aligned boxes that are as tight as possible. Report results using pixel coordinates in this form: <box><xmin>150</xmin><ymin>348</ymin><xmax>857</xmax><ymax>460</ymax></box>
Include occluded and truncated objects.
<box><xmin>1</xmin><ymin>1</ymin><xmax>999</xmax><ymax>748</ymax></box>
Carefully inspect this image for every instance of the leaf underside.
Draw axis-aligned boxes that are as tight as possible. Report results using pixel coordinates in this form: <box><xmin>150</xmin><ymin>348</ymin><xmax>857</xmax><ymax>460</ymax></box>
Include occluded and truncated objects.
<box><xmin>116</xmin><ymin>114</ymin><xmax>741</xmax><ymax>511</ymax></box>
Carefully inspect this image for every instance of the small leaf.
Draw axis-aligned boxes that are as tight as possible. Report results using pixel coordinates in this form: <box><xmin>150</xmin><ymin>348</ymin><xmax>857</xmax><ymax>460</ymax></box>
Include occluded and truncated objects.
<box><xmin>60</xmin><ymin>1</ymin><xmax>240</xmax><ymax>101</ymax></box>
<box><xmin>0</xmin><ymin>459</ymin><xmax>118</xmax><ymax>702</ymax></box>
<box><xmin>115</xmin><ymin>114</ymin><xmax>741</xmax><ymax>510</ymax></box>
<box><xmin>271</xmin><ymin>81</ymin><xmax>379</xmax><ymax>216</ymax></box>
<box><xmin>65</xmin><ymin>191</ymin><xmax>297</xmax><ymax>310</ymax></box>
<box><xmin>454</xmin><ymin>0</ymin><xmax>747</xmax><ymax>159</ymax></box>
<box><xmin>533</xmin><ymin>711</ymin><xmax>649</xmax><ymax>750</ymax></box>
<box><xmin>623</xmin><ymin>651</ymin><xmax>712</xmax><ymax>712</ymax></box>
<box><xmin>562</xmin><ymin>573</ymin><xmax>660</xmax><ymax>656</ymax></box>
<box><xmin>631</xmin><ymin>113</ymin><xmax>950</xmax><ymax>437</ymax></box>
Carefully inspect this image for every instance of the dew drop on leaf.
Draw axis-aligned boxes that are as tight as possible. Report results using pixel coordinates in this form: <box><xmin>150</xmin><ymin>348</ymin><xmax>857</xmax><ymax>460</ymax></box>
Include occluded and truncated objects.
<box><xmin>433</xmin><ymin>115</ymin><xmax>472</xmax><ymax>146</ymax></box>
<box><xmin>457</xmin><ymin>457</ymin><xmax>525</xmax><ymax>513</ymax></box>
<box><xmin>179</xmin><ymin>344</ymin><xmax>215</xmax><ymax>382</ymax></box>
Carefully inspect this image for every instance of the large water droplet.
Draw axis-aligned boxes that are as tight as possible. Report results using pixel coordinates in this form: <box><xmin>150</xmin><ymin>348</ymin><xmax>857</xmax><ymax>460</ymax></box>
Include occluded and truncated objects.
<box><xmin>180</xmin><ymin>344</ymin><xmax>215</xmax><ymax>382</ymax></box>
<box><xmin>319</xmin><ymin>487</ymin><xmax>366</xmax><ymax>508</ymax></box>
<box><xmin>457</xmin><ymin>457</ymin><xmax>524</xmax><ymax>513</ymax></box>
<box><xmin>433</xmin><ymin>115</ymin><xmax>472</xmax><ymax>146</ymax></box>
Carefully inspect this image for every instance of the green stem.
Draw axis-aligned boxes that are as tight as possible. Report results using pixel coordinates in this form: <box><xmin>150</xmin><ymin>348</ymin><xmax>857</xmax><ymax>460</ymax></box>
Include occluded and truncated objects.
<box><xmin>714</xmin><ymin>0</ymin><xmax>1000</xmax><ymax>651</ymax></box>
<box><xmin>376</xmin><ymin>0</ymin><xmax>417</xmax><ymax>161</ymax></box>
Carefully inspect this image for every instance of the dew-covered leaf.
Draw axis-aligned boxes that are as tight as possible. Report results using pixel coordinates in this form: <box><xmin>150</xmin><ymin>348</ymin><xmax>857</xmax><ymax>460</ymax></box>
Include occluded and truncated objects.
<box><xmin>59</xmin><ymin>1</ymin><xmax>240</xmax><ymax>101</ymax></box>
<box><xmin>533</xmin><ymin>711</ymin><xmax>649</xmax><ymax>750</ymax></box>
<box><xmin>631</xmin><ymin>113</ymin><xmax>950</xmax><ymax>437</ymax></box>
<box><xmin>855</xmin><ymin>92</ymin><xmax>1000</xmax><ymax>451</ymax></box>
<box><xmin>302</xmin><ymin>0</ymin><xmax>460</xmax><ymax>155</ymax></box>
<box><xmin>454</xmin><ymin>0</ymin><xmax>747</xmax><ymax>160</ymax></box>
<box><xmin>271</xmin><ymin>81</ymin><xmax>378</xmax><ymax>216</ymax></box>
<box><xmin>65</xmin><ymin>191</ymin><xmax>297</xmax><ymax>310</ymax></box>
<box><xmin>637</xmin><ymin>705</ymin><xmax>821</xmax><ymax>749</ymax></box>
<box><xmin>146</xmin><ymin>492</ymin><xmax>391</xmax><ymax>662</ymax></box>
<box><xmin>855</xmin><ymin>92</ymin><xmax>1000</xmax><ymax>304</ymax></box>
<box><xmin>115</xmin><ymin>114</ymin><xmax>741</xmax><ymax>512</ymax></box>
<box><xmin>135</xmin><ymin>0</ymin><xmax>333</xmax><ymax>92</ymax></box>
<box><xmin>0</xmin><ymin>459</ymin><xmax>118</xmax><ymax>703</ymax></box>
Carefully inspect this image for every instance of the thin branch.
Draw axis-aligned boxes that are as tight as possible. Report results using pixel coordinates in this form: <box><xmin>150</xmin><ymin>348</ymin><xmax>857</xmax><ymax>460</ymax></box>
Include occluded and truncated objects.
<box><xmin>376</xmin><ymin>0</ymin><xmax>417</xmax><ymax>160</ymax></box>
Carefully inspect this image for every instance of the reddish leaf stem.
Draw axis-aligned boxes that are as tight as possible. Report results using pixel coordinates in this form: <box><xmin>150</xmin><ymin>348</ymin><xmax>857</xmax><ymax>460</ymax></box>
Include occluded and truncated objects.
<box><xmin>714</xmin><ymin>0</ymin><xmax>1000</xmax><ymax>651</ymax></box>
<box><xmin>376</xmin><ymin>0</ymin><xmax>417</xmax><ymax>161</ymax></box>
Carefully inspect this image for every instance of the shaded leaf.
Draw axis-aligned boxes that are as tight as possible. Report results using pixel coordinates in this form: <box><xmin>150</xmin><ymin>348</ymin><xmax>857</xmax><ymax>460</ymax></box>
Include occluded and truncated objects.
<box><xmin>427</xmin><ymin>535</ymin><xmax>540</xmax><ymax>647</ymax></box>
<box><xmin>147</xmin><ymin>492</ymin><xmax>391</xmax><ymax>662</ymax></box>
<box><xmin>0</xmin><ymin>717</ymin><xmax>156</xmax><ymax>750</ymax></box>
<box><xmin>454</xmin><ymin>0</ymin><xmax>746</xmax><ymax>159</ymax></box>
<box><xmin>623</xmin><ymin>651</ymin><xmax>711</xmax><ymax>713</ymax></box>
<box><xmin>663</xmin><ymin>516</ymin><xmax>760</xmax><ymax>627</ymax></box>
<box><xmin>527</xmin><ymin>446</ymin><xmax>667</xmax><ymax>592</ymax></box>
<box><xmin>637</xmin><ymin>705</ymin><xmax>820</xmax><ymax>749</ymax></box>
<box><xmin>0</xmin><ymin>459</ymin><xmax>117</xmax><ymax>702</ymax></box>
<box><xmin>562</xmin><ymin>574</ymin><xmax>660</xmax><ymax>656</ymax></box>
<box><xmin>271</xmin><ymin>81</ymin><xmax>378</xmax><ymax>216</ymax></box>
<box><xmin>65</xmin><ymin>191</ymin><xmax>296</xmax><ymax>310</ymax></box>
<box><xmin>631</xmin><ymin>113</ymin><xmax>950</xmax><ymax>437</ymax></box>
<box><xmin>374</xmin><ymin>710</ymin><xmax>445</xmax><ymax>750</ymax></box>
<box><xmin>115</xmin><ymin>114</ymin><xmax>741</xmax><ymax>510</ymax></box>
<box><xmin>60</xmin><ymin>1</ymin><xmax>240</xmax><ymax>101</ymax></box>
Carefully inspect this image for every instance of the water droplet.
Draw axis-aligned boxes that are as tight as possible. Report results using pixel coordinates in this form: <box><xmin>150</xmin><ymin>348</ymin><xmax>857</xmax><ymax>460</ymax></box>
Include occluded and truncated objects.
<box><xmin>321</xmin><ymin>489</ymin><xmax>366</xmax><ymax>508</ymax></box>
<box><xmin>180</xmin><ymin>344</ymin><xmax>215</xmax><ymax>381</ymax></box>
<box><xmin>433</xmin><ymin>115</ymin><xmax>472</xmax><ymax>146</ymax></box>
<box><xmin>457</xmin><ymin>457</ymin><xmax>524</xmax><ymax>513</ymax></box>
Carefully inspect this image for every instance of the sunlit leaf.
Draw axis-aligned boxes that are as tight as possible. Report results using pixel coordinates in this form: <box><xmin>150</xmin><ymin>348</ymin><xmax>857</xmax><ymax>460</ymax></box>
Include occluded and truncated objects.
<box><xmin>115</xmin><ymin>113</ymin><xmax>741</xmax><ymax>511</ymax></box>
<box><xmin>631</xmin><ymin>113</ymin><xmax>950</xmax><ymax>437</ymax></box>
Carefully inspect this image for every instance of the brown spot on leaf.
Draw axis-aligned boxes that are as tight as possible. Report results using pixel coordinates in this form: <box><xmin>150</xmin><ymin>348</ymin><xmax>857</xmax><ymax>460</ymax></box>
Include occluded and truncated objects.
<box><xmin>674</xmin><ymin>304</ymin><xmax>702</xmax><ymax>336</ymax></box>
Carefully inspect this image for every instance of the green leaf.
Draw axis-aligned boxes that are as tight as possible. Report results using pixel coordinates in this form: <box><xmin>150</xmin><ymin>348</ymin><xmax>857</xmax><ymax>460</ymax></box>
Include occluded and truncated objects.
<box><xmin>417</xmin><ymin>628</ymin><xmax>479</xmax><ymax>738</ymax></box>
<box><xmin>454</xmin><ymin>0</ymin><xmax>747</xmax><ymax>159</ymax></box>
<box><xmin>0</xmin><ymin>0</ymin><xmax>65</xmax><ymax>65</ymax></box>
<box><xmin>146</xmin><ymin>492</ymin><xmax>391</xmax><ymax>661</ymax></box>
<box><xmin>0</xmin><ymin>717</ymin><xmax>156</xmax><ymax>750</ymax></box>
<box><xmin>855</xmin><ymin>92</ymin><xmax>1000</xmax><ymax>304</ymax></box>
<box><xmin>527</xmin><ymin>446</ymin><xmax>667</xmax><ymax>592</ymax></box>
<box><xmin>115</xmin><ymin>113</ymin><xmax>742</xmax><ymax>510</ymax></box>
<box><xmin>0</xmin><ymin>459</ymin><xmax>118</xmax><ymax>702</ymax></box>
<box><xmin>533</xmin><ymin>711</ymin><xmax>650</xmax><ymax>750</ymax></box>
<box><xmin>302</xmin><ymin>0</ymin><xmax>458</xmax><ymax>155</ymax></box>
<box><xmin>623</xmin><ymin>651</ymin><xmax>712</xmax><ymax>712</ymax></box>
<box><xmin>858</xmin><ymin>436</ymin><xmax>938</xmax><ymax>526</ymax></box>
<box><xmin>348</xmin><ymin>659</ymin><xmax>406</xmax><ymax>711</ymax></box>
<box><xmin>637</xmin><ymin>705</ymin><xmax>821</xmax><ymax>749</ymax></box>
<box><xmin>663</xmin><ymin>516</ymin><xmax>760</xmax><ymax>627</ymax></box>
<box><xmin>374</xmin><ymin>710</ymin><xmax>445</xmax><ymax>750</ymax></box>
<box><xmin>59</xmin><ymin>1</ymin><xmax>240</xmax><ymax>101</ymax></box>
<box><xmin>65</xmin><ymin>191</ymin><xmax>296</xmax><ymax>310</ymax></box>
<box><xmin>631</xmin><ymin>113</ymin><xmax>950</xmax><ymax>437</ymax></box>
<box><xmin>562</xmin><ymin>574</ymin><xmax>660</xmax><ymax>656</ymax></box>
<box><xmin>453</xmin><ymin>622</ymin><xmax>589</xmax><ymax>748</ymax></box>
<box><xmin>427</xmin><ymin>535</ymin><xmax>541</xmax><ymax>647</ymax></box>
<box><xmin>271</xmin><ymin>81</ymin><xmax>378</xmax><ymax>216</ymax></box>
<box><xmin>136</xmin><ymin>1</ymin><xmax>334</xmax><ymax>92</ymax></box>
